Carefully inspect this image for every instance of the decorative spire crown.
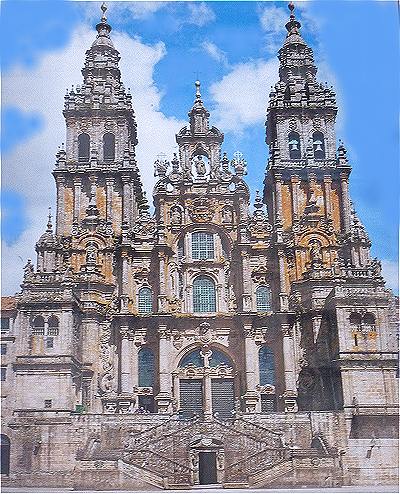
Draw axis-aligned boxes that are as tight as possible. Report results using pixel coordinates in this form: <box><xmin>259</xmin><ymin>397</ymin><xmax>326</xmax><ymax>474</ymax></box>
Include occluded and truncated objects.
<box><xmin>95</xmin><ymin>3</ymin><xmax>112</xmax><ymax>37</ymax></box>
<box><xmin>188</xmin><ymin>80</ymin><xmax>210</xmax><ymax>135</ymax></box>
<box><xmin>46</xmin><ymin>207</ymin><xmax>53</xmax><ymax>233</ymax></box>
<box><xmin>285</xmin><ymin>2</ymin><xmax>302</xmax><ymax>36</ymax></box>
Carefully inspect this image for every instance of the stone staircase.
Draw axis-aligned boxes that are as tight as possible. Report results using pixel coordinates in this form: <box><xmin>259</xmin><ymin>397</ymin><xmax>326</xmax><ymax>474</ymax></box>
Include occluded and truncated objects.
<box><xmin>249</xmin><ymin>458</ymin><xmax>294</xmax><ymax>487</ymax></box>
<box><xmin>76</xmin><ymin>415</ymin><xmax>339</xmax><ymax>489</ymax></box>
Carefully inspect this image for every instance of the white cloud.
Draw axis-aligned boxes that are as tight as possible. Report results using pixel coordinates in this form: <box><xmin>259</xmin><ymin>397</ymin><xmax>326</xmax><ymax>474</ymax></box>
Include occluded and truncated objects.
<box><xmin>210</xmin><ymin>58</ymin><xmax>280</xmax><ymax>135</ymax></box>
<box><xmin>187</xmin><ymin>2</ymin><xmax>216</xmax><ymax>27</ymax></box>
<box><xmin>381</xmin><ymin>259</ymin><xmax>399</xmax><ymax>294</ymax></box>
<box><xmin>201</xmin><ymin>41</ymin><xmax>229</xmax><ymax>67</ymax></box>
<box><xmin>2</xmin><ymin>25</ymin><xmax>186</xmax><ymax>295</ymax></box>
<box><xmin>77</xmin><ymin>1</ymin><xmax>168</xmax><ymax>23</ymax></box>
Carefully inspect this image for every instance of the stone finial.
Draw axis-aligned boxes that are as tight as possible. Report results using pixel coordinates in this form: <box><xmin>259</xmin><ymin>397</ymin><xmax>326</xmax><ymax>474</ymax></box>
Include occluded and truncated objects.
<box><xmin>46</xmin><ymin>207</ymin><xmax>53</xmax><ymax>233</ymax></box>
<box><xmin>195</xmin><ymin>80</ymin><xmax>201</xmax><ymax>99</ymax></box>
<box><xmin>101</xmin><ymin>2</ymin><xmax>108</xmax><ymax>23</ymax></box>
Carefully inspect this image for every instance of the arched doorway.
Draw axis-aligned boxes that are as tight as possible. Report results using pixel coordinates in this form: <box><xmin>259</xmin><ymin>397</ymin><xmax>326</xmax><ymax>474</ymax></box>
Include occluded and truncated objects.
<box><xmin>1</xmin><ymin>434</ymin><xmax>10</xmax><ymax>476</ymax></box>
<box><xmin>175</xmin><ymin>347</ymin><xmax>235</xmax><ymax>420</ymax></box>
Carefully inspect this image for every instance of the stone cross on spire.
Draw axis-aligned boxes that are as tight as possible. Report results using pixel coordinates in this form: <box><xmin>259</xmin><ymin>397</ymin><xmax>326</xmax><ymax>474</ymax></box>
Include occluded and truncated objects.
<box><xmin>188</xmin><ymin>80</ymin><xmax>210</xmax><ymax>135</ymax></box>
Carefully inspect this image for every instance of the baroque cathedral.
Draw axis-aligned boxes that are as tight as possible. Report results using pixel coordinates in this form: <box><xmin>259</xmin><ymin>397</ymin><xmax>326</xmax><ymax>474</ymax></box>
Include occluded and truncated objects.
<box><xmin>1</xmin><ymin>3</ymin><xmax>398</xmax><ymax>490</ymax></box>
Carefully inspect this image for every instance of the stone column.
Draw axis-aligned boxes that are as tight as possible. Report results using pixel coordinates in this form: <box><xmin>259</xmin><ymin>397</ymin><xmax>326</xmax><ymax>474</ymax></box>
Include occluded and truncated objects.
<box><xmin>55</xmin><ymin>176</ymin><xmax>65</xmax><ymax>236</ymax></box>
<box><xmin>340</xmin><ymin>172</ymin><xmax>351</xmax><ymax>233</ymax></box>
<box><xmin>278</xmin><ymin>250</ymin><xmax>288</xmax><ymax>311</ymax></box>
<box><xmin>120</xmin><ymin>252</ymin><xmax>129</xmax><ymax>312</ymax></box>
<box><xmin>241</xmin><ymin>252</ymin><xmax>252</xmax><ymax>312</ymax></box>
<box><xmin>274</xmin><ymin>173</ymin><xmax>283</xmax><ymax>225</ymax></box>
<box><xmin>323</xmin><ymin>175</ymin><xmax>332</xmax><ymax>219</ymax></box>
<box><xmin>243</xmin><ymin>325</ymin><xmax>259</xmax><ymax>412</ymax></box>
<box><xmin>121</xmin><ymin>175</ymin><xmax>131</xmax><ymax>227</ymax></box>
<box><xmin>290</xmin><ymin>175</ymin><xmax>300</xmax><ymax>222</ymax></box>
<box><xmin>73</xmin><ymin>177</ymin><xmax>81</xmax><ymax>224</ymax></box>
<box><xmin>155</xmin><ymin>325</ymin><xmax>172</xmax><ymax>413</ymax></box>
<box><xmin>203</xmin><ymin>369</ymin><xmax>212</xmax><ymax>419</ymax></box>
<box><xmin>281</xmin><ymin>323</ymin><xmax>298</xmax><ymax>412</ymax></box>
<box><xmin>120</xmin><ymin>328</ymin><xmax>133</xmax><ymax>394</ymax></box>
<box><xmin>158</xmin><ymin>253</ymin><xmax>167</xmax><ymax>312</ymax></box>
<box><xmin>105</xmin><ymin>176</ymin><xmax>114</xmax><ymax>225</ymax></box>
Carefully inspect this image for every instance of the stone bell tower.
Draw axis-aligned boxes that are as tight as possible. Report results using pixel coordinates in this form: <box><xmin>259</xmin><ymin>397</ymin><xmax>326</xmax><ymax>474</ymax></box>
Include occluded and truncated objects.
<box><xmin>54</xmin><ymin>3</ymin><xmax>145</xmax><ymax>270</ymax></box>
<box><xmin>264</xmin><ymin>3</ymin><xmax>397</xmax><ymax>421</ymax></box>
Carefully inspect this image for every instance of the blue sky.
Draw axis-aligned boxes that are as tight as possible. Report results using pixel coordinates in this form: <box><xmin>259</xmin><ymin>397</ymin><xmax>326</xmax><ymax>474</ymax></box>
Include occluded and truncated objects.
<box><xmin>1</xmin><ymin>0</ymin><xmax>399</xmax><ymax>294</ymax></box>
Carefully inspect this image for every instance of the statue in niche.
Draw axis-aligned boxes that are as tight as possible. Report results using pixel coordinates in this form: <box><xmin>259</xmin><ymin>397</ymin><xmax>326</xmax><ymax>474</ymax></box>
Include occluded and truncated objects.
<box><xmin>194</xmin><ymin>155</ymin><xmax>207</xmax><ymax>177</ymax></box>
<box><xmin>222</xmin><ymin>207</ymin><xmax>233</xmax><ymax>223</ymax></box>
<box><xmin>86</xmin><ymin>243</ymin><xmax>98</xmax><ymax>265</ymax></box>
<box><xmin>170</xmin><ymin>207</ymin><xmax>182</xmax><ymax>225</ymax></box>
<box><xmin>309</xmin><ymin>239</ymin><xmax>323</xmax><ymax>267</ymax></box>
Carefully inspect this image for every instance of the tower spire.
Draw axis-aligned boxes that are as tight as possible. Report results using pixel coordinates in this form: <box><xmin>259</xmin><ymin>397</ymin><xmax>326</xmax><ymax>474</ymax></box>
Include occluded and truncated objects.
<box><xmin>285</xmin><ymin>2</ymin><xmax>302</xmax><ymax>37</ymax></box>
<box><xmin>94</xmin><ymin>1</ymin><xmax>113</xmax><ymax>45</ymax></box>
<box><xmin>46</xmin><ymin>206</ymin><xmax>53</xmax><ymax>233</ymax></box>
<box><xmin>188</xmin><ymin>80</ymin><xmax>210</xmax><ymax>135</ymax></box>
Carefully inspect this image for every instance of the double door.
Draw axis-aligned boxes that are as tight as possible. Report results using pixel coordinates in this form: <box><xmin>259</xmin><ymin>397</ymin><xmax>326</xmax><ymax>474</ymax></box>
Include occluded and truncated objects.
<box><xmin>180</xmin><ymin>378</ymin><xmax>234</xmax><ymax>420</ymax></box>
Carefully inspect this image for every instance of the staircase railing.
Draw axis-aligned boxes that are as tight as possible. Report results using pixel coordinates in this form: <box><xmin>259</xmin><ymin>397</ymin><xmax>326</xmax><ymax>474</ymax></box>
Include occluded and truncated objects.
<box><xmin>123</xmin><ymin>448</ymin><xmax>191</xmax><ymax>485</ymax></box>
<box><xmin>225</xmin><ymin>447</ymin><xmax>288</xmax><ymax>483</ymax></box>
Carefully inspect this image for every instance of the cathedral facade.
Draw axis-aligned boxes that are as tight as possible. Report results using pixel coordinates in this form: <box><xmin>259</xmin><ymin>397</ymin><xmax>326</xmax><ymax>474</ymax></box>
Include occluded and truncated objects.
<box><xmin>1</xmin><ymin>4</ymin><xmax>398</xmax><ymax>490</ymax></box>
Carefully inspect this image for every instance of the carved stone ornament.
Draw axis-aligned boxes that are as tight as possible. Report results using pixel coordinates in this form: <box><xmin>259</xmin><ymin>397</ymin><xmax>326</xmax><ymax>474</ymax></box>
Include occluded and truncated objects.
<box><xmin>130</xmin><ymin>212</ymin><xmax>157</xmax><ymax>240</ymax></box>
<box><xmin>187</xmin><ymin>197</ymin><xmax>215</xmax><ymax>223</ymax></box>
<box><xmin>251</xmin><ymin>264</ymin><xmax>268</xmax><ymax>284</ymax></box>
<box><xmin>98</xmin><ymin>323</ymin><xmax>117</xmax><ymax>395</ymax></box>
<box><xmin>289</xmin><ymin>118</ymin><xmax>298</xmax><ymax>131</ymax></box>
<box><xmin>133</xmin><ymin>266</ymin><xmax>150</xmax><ymax>281</ymax></box>
<box><xmin>195</xmin><ymin>321</ymin><xmax>215</xmax><ymax>345</ymax></box>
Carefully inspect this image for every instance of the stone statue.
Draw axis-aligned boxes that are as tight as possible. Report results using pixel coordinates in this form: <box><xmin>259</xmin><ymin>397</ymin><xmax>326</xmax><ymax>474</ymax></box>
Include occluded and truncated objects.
<box><xmin>170</xmin><ymin>207</ymin><xmax>182</xmax><ymax>225</ymax></box>
<box><xmin>309</xmin><ymin>239</ymin><xmax>323</xmax><ymax>266</ymax></box>
<box><xmin>194</xmin><ymin>155</ymin><xmax>207</xmax><ymax>177</ymax></box>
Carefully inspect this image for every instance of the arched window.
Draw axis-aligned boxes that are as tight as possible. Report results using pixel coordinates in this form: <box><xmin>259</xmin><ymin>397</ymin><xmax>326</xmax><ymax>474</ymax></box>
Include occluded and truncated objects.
<box><xmin>313</xmin><ymin>131</ymin><xmax>325</xmax><ymax>160</ymax></box>
<box><xmin>78</xmin><ymin>133</ymin><xmax>90</xmax><ymax>161</ymax></box>
<box><xmin>180</xmin><ymin>348</ymin><xmax>233</xmax><ymax>368</ymax></box>
<box><xmin>192</xmin><ymin>232</ymin><xmax>214</xmax><ymax>260</ymax></box>
<box><xmin>349</xmin><ymin>313</ymin><xmax>362</xmax><ymax>331</ymax></box>
<box><xmin>138</xmin><ymin>287</ymin><xmax>152</xmax><ymax>314</ymax></box>
<box><xmin>288</xmin><ymin>131</ymin><xmax>301</xmax><ymax>159</ymax></box>
<box><xmin>32</xmin><ymin>316</ymin><xmax>45</xmax><ymax>335</ymax></box>
<box><xmin>284</xmin><ymin>85</ymin><xmax>291</xmax><ymax>102</ymax></box>
<box><xmin>259</xmin><ymin>346</ymin><xmax>276</xmax><ymax>386</ymax></box>
<box><xmin>179</xmin><ymin>347</ymin><xmax>235</xmax><ymax>420</ymax></box>
<box><xmin>256</xmin><ymin>286</ymin><xmax>272</xmax><ymax>312</ymax></box>
<box><xmin>193</xmin><ymin>276</ymin><xmax>216</xmax><ymax>312</ymax></box>
<box><xmin>48</xmin><ymin>316</ymin><xmax>59</xmax><ymax>336</ymax></box>
<box><xmin>103</xmin><ymin>133</ymin><xmax>115</xmax><ymax>161</ymax></box>
<box><xmin>350</xmin><ymin>313</ymin><xmax>362</xmax><ymax>346</ymax></box>
<box><xmin>1</xmin><ymin>434</ymin><xmax>10</xmax><ymax>476</ymax></box>
<box><xmin>138</xmin><ymin>347</ymin><xmax>155</xmax><ymax>387</ymax></box>
<box><xmin>363</xmin><ymin>313</ymin><xmax>376</xmax><ymax>333</ymax></box>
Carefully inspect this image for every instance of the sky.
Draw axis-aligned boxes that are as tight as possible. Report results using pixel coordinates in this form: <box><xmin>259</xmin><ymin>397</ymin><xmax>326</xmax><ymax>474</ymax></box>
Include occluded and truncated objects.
<box><xmin>1</xmin><ymin>0</ymin><xmax>399</xmax><ymax>295</ymax></box>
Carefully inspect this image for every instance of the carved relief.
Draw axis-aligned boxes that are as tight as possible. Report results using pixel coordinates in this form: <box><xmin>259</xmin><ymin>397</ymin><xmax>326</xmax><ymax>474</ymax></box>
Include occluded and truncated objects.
<box><xmin>187</xmin><ymin>197</ymin><xmax>215</xmax><ymax>223</ymax></box>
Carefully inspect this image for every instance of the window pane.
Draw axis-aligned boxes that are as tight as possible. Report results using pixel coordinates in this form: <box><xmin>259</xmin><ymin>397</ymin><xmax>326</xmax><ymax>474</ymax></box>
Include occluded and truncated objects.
<box><xmin>259</xmin><ymin>346</ymin><xmax>276</xmax><ymax>385</ymax></box>
<box><xmin>103</xmin><ymin>133</ymin><xmax>115</xmax><ymax>161</ymax></box>
<box><xmin>261</xmin><ymin>394</ymin><xmax>277</xmax><ymax>412</ymax></box>
<box><xmin>78</xmin><ymin>133</ymin><xmax>90</xmax><ymax>161</ymax></box>
<box><xmin>192</xmin><ymin>232</ymin><xmax>214</xmax><ymax>260</ymax></box>
<box><xmin>138</xmin><ymin>287</ymin><xmax>152</xmax><ymax>314</ymax></box>
<box><xmin>1</xmin><ymin>367</ymin><xmax>6</xmax><ymax>381</ymax></box>
<box><xmin>138</xmin><ymin>348</ymin><xmax>155</xmax><ymax>387</ymax></box>
<box><xmin>1</xmin><ymin>344</ymin><xmax>7</xmax><ymax>355</ymax></box>
<box><xmin>1</xmin><ymin>318</ymin><xmax>10</xmax><ymax>330</ymax></box>
<box><xmin>32</xmin><ymin>316</ymin><xmax>45</xmax><ymax>335</ymax></box>
<box><xmin>180</xmin><ymin>349</ymin><xmax>203</xmax><ymax>368</ymax></box>
<box><xmin>209</xmin><ymin>349</ymin><xmax>233</xmax><ymax>368</ymax></box>
<box><xmin>256</xmin><ymin>286</ymin><xmax>271</xmax><ymax>312</ymax></box>
<box><xmin>193</xmin><ymin>276</ymin><xmax>216</xmax><ymax>312</ymax></box>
